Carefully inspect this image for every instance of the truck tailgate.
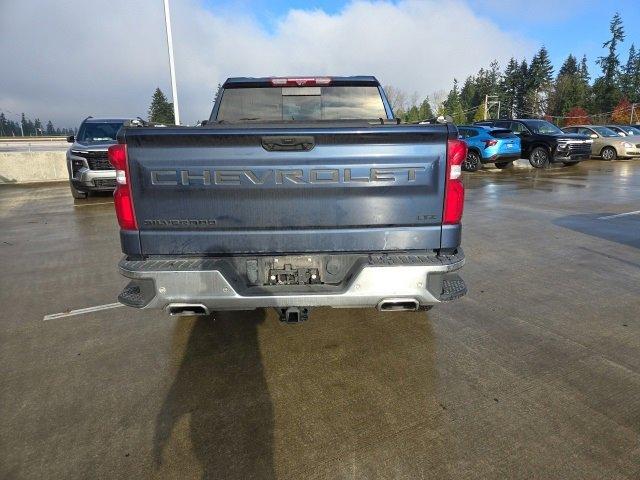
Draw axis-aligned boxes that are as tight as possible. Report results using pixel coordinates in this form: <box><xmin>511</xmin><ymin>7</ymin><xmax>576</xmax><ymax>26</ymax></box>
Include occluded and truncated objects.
<box><xmin>124</xmin><ymin>124</ymin><xmax>449</xmax><ymax>255</ymax></box>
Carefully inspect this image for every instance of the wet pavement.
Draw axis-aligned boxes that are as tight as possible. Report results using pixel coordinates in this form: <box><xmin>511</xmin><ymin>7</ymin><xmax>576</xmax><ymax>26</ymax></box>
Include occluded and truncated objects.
<box><xmin>1</xmin><ymin>160</ymin><xmax>639</xmax><ymax>479</ymax></box>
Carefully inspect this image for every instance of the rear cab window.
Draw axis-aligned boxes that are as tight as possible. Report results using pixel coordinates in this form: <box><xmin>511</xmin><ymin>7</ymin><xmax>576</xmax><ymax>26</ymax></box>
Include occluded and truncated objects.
<box><xmin>216</xmin><ymin>85</ymin><xmax>387</xmax><ymax>121</ymax></box>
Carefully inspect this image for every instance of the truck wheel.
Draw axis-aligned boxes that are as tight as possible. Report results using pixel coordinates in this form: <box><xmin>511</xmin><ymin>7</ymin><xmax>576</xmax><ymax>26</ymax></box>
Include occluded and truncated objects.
<box><xmin>463</xmin><ymin>151</ymin><xmax>482</xmax><ymax>172</ymax></box>
<box><xmin>529</xmin><ymin>147</ymin><xmax>550</xmax><ymax>168</ymax></box>
<box><xmin>601</xmin><ymin>146</ymin><xmax>617</xmax><ymax>161</ymax></box>
<box><xmin>70</xmin><ymin>182</ymin><xmax>88</xmax><ymax>199</ymax></box>
<box><xmin>494</xmin><ymin>161</ymin><xmax>512</xmax><ymax>169</ymax></box>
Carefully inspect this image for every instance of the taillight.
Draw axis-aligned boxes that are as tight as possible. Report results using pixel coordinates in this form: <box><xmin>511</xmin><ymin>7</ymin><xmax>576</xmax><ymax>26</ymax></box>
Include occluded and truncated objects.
<box><xmin>108</xmin><ymin>144</ymin><xmax>137</xmax><ymax>230</ymax></box>
<box><xmin>270</xmin><ymin>77</ymin><xmax>331</xmax><ymax>86</ymax></box>
<box><xmin>444</xmin><ymin>139</ymin><xmax>466</xmax><ymax>224</ymax></box>
<box><xmin>484</xmin><ymin>139</ymin><xmax>498</xmax><ymax>148</ymax></box>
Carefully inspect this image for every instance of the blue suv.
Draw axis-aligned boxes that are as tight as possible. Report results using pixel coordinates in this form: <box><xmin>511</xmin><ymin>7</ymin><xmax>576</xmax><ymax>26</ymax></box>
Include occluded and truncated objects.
<box><xmin>457</xmin><ymin>125</ymin><xmax>521</xmax><ymax>171</ymax></box>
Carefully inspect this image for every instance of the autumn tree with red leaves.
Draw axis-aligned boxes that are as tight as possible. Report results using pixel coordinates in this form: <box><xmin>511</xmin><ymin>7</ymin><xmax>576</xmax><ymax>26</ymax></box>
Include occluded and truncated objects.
<box><xmin>564</xmin><ymin>107</ymin><xmax>590</xmax><ymax>126</ymax></box>
<box><xmin>611</xmin><ymin>98</ymin><xmax>632</xmax><ymax>124</ymax></box>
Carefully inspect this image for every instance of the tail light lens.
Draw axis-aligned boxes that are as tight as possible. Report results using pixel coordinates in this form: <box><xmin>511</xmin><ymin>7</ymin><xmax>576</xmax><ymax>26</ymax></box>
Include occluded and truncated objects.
<box><xmin>444</xmin><ymin>139</ymin><xmax>466</xmax><ymax>224</ymax></box>
<box><xmin>108</xmin><ymin>144</ymin><xmax>137</xmax><ymax>230</ymax></box>
<box><xmin>483</xmin><ymin>139</ymin><xmax>498</xmax><ymax>148</ymax></box>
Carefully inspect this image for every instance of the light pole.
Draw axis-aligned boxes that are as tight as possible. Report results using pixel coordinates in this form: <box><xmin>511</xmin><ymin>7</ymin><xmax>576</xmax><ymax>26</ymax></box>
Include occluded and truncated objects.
<box><xmin>163</xmin><ymin>0</ymin><xmax>180</xmax><ymax>125</ymax></box>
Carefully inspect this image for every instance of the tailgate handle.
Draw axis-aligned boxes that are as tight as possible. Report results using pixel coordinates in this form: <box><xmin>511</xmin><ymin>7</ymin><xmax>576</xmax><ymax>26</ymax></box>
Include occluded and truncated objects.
<box><xmin>262</xmin><ymin>136</ymin><xmax>315</xmax><ymax>152</ymax></box>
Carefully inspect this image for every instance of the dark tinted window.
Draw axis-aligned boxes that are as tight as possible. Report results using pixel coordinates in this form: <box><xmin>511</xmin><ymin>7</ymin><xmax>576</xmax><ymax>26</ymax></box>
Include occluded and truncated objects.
<box><xmin>495</xmin><ymin>121</ymin><xmax>511</xmax><ymax>129</ymax></box>
<box><xmin>77</xmin><ymin>122</ymin><xmax>123</xmax><ymax>142</ymax></box>
<box><xmin>490</xmin><ymin>130</ymin><xmax>516</xmax><ymax>138</ymax></box>
<box><xmin>216</xmin><ymin>86</ymin><xmax>387</xmax><ymax>121</ymax></box>
<box><xmin>509</xmin><ymin>122</ymin><xmax>529</xmax><ymax>134</ymax></box>
<box><xmin>521</xmin><ymin>120</ymin><xmax>562</xmax><ymax>134</ymax></box>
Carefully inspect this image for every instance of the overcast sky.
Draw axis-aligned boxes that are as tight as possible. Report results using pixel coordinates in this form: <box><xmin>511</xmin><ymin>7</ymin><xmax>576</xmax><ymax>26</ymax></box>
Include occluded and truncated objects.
<box><xmin>0</xmin><ymin>0</ymin><xmax>638</xmax><ymax>128</ymax></box>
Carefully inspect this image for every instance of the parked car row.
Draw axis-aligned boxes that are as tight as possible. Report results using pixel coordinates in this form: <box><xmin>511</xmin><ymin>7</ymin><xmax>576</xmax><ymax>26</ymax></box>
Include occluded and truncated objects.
<box><xmin>458</xmin><ymin>118</ymin><xmax>640</xmax><ymax>171</ymax></box>
<box><xmin>560</xmin><ymin>125</ymin><xmax>640</xmax><ymax>160</ymax></box>
<box><xmin>66</xmin><ymin>115</ymin><xmax>640</xmax><ymax>197</ymax></box>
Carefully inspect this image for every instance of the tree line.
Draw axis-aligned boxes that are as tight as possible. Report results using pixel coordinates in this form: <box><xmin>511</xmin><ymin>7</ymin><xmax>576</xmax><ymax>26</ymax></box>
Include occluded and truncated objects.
<box><xmin>388</xmin><ymin>12</ymin><xmax>639</xmax><ymax>126</ymax></box>
<box><xmin>0</xmin><ymin>112</ymin><xmax>75</xmax><ymax>137</ymax></box>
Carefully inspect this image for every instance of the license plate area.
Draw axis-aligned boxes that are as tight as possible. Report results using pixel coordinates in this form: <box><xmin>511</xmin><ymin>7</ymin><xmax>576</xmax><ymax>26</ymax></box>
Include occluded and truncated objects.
<box><xmin>268</xmin><ymin>264</ymin><xmax>321</xmax><ymax>285</ymax></box>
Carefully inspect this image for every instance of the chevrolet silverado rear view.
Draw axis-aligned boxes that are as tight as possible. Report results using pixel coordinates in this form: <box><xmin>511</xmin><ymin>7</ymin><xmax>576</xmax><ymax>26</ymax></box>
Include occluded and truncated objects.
<box><xmin>109</xmin><ymin>76</ymin><xmax>467</xmax><ymax>321</ymax></box>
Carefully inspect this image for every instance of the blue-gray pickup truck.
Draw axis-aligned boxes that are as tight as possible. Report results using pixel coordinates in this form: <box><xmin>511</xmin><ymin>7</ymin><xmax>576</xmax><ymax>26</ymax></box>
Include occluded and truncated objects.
<box><xmin>109</xmin><ymin>76</ymin><xmax>467</xmax><ymax>322</ymax></box>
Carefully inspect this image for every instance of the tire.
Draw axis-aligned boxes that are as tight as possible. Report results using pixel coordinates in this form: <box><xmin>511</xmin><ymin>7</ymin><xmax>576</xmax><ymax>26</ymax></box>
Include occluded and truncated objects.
<box><xmin>529</xmin><ymin>147</ymin><xmax>550</xmax><ymax>168</ymax></box>
<box><xmin>494</xmin><ymin>161</ymin><xmax>513</xmax><ymax>169</ymax></box>
<box><xmin>601</xmin><ymin>146</ymin><xmax>617</xmax><ymax>161</ymax></box>
<box><xmin>70</xmin><ymin>182</ymin><xmax>88</xmax><ymax>199</ymax></box>
<box><xmin>463</xmin><ymin>150</ymin><xmax>482</xmax><ymax>172</ymax></box>
<box><xmin>562</xmin><ymin>161</ymin><xmax>580</xmax><ymax>166</ymax></box>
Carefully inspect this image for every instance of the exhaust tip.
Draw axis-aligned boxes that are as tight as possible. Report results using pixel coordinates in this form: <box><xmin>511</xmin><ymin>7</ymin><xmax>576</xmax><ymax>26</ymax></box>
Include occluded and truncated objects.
<box><xmin>377</xmin><ymin>298</ymin><xmax>420</xmax><ymax>312</ymax></box>
<box><xmin>166</xmin><ymin>304</ymin><xmax>210</xmax><ymax>316</ymax></box>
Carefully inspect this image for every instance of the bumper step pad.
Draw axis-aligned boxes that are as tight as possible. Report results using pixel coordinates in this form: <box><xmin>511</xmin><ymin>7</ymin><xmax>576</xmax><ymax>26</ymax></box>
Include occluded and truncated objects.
<box><xmin>440</xmin><ymin>274</ymin><xmax>467</xmax><ymax>301</ymax></box>
<box><xmin>118</xmin><ymin>279</ymin><xmax>156</xmax><ymax>308</ymax></box>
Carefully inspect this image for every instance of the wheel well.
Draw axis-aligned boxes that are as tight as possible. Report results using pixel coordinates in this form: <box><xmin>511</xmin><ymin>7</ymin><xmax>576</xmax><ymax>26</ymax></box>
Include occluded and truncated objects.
<box><xmin>600</xmin><ymin>145</ymin><xmax>617</xmax><ymax>156</ymax></box>
<box><xmin>530</xmin><ymin>143</ymin><xmax>551</xmax><ymax>154</ymax></box>
<box><xmin>467</xmin><ymin>147</ymin><xmax>481</xmax><ymax>156</ymax></box>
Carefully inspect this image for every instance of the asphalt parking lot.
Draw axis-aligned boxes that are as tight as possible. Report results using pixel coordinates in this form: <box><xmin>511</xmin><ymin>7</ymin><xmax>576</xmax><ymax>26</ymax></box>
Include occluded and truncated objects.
<box><xmin>1</xmin><ymin>159</ymin><xmax>639</xmax><ymax>479</ymax></box>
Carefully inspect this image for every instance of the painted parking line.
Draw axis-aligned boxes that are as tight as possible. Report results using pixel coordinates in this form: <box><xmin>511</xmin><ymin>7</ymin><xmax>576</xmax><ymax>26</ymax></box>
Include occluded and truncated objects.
<box><xmin>73</xmin><ymin>202</ymin><xmax>114</xmax><ymax>208</ymax></box>
<box><xmin>597</xmin><ymin>210</ymin><xmax>640</xmax><ymax>220</ymax></box>
<box><xmin>43</xmin><ymin>302</ymin><xmax>123</xmax><ymax>321</ymax></box>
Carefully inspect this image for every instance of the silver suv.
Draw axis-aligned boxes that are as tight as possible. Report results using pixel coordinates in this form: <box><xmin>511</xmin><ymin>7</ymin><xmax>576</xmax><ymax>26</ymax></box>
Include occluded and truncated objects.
<box><xmin>66</xmin><ymin>117</ymin><xmax>134</xmax><ymax>199</ymax></box>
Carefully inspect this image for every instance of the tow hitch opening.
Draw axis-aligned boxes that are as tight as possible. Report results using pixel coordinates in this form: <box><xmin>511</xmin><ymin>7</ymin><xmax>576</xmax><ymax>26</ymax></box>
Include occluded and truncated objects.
<box><xmin>277</xmin><ymin>306</ymin><xmax>310</xmax><ymax>323</ymax></box>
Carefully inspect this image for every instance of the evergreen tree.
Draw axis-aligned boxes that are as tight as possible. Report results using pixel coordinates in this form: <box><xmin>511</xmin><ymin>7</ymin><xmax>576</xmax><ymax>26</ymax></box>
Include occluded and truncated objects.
<box><xmin>148</xmin><ymin>88</ymin><xmax>175</xmax><ymax>124</ymax></box>
<box><xmin>443</xmin><ymin>79</ymin><xmax>466</xmax><ymax>124</ymax></box>
<box><xmin>417</xmin><ymin>98</ymin><xmax>434</xmax><ymax>121</ymax></box>
<box><xmin>500</xmin><ymin>58</ymin><xmax>520</xmax><ymax>118</ymax></box>
<box><xmin>528</xmin><ymin>46</ymin><xmax>554</xmax><ymax>115</ymax></box>
<box><xmin>549</xmin><ymin>54</ymin><xmax>591</xmax><ymax>121</ymax></box>
<box><xmin>594</xmin><ymin>12</ymin><xmax>625</xmax><ymax>112</ymax></box>
<box><xmin>46</xmin><ymin>121</ymin><xmax>55</xmax><ymax>135</ymax></box>
<box><xmin>0</xmin><ymin>113</ymin><xmax>7</xmax><ymax>136</ymax></box>
<box><xmin>621</xmin><ymin>44</ymin><xmax>640</xmax><ymax>102</ymax></box>
<box><xmin>579</xmin><ymin>55</ymin><xmax>590</xmax><ymax>84</ymax></box>
<box><xmin>459</xmin><ymin>76</ymin><xmax>476</xmax><ymax>121</ymax></box>
<box><xmin>515</xmin><ymin>60</ymin><xmax>530</xmax><ymax>116</ymax></box>
<box><xmin>558</xmin><ymin>54</ymin><xmax>578</xmax><ymax>77</ymax></box>
<box><xmin>34</xmin><ymin>118</ymin><xmax>42</xmax><ymax>135</ymax></box>
<box><xmin>213</xmin><ymin>83</ymin><xmax>223</xmax><ymax>104</ymax></box>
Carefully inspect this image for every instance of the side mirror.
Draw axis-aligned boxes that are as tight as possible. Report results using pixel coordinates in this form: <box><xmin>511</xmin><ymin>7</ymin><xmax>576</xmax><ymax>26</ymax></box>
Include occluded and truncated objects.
<box><xmin>590</xmin><ymin>134</ymin><xmax>598</xmax><ymax>139</ymax></box>
<box><xmin>66</xmin><ymin>135</ymin><xmax>75</xmax><ymax>143</ymax></box>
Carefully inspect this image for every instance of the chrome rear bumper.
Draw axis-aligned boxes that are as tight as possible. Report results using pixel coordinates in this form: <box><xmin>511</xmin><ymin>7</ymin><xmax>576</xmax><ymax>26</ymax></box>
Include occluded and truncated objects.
<box><xmin>117</xmin><ymin>252</ymin><xmax>466</xmax><ymax>312</ymax></box>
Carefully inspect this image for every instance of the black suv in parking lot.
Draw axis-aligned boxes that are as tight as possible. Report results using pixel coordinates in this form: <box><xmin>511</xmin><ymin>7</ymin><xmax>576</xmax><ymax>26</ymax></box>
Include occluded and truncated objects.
<box><xmin>475</xmin><ymin>119</ymin><xmax>592</xmax><ymax>168</ymax></box>
<box><xmin>66</xmin><ymin>117</ymin><xmax>134</xmax><ymax>199</ymax></box>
